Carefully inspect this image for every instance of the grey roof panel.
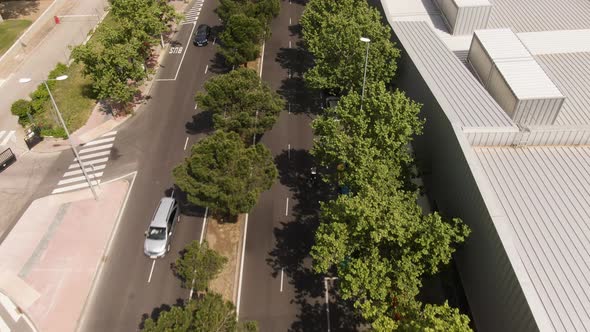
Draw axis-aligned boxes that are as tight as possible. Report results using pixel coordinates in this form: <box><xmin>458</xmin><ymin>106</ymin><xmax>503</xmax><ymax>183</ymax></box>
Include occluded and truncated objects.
<box><xmin>392</xmin><ymin>21</ymin><xmax>515</xmax><ymax>128</ymax></box>
<box><xmin>488</xmin><ymin>0</ymin><xmax>590</xmax><ymax>32</ymax></box>
<box><xmin>536</xmin><ymin>53</ymin><xmax>590</xmax><ymax>126</ymax></box>
<box><xmin>476</xmin><ymin>146</ymin><xmax>590</xmax><ymax>331</ymax></box>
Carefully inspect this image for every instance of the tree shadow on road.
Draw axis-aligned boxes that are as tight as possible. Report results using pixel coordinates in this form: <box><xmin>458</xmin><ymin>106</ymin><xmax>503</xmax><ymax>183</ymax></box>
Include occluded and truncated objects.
<box><xmin>0</xmin><ymin>2</ymin><xmax>40</xmax><ymax>19</ymax></box>
<box><xmin>275</xmin><ymin>42</ymin><xmax>322</xmax><ymax>116</ymax></box>
<box><xmin>137</xmin><ymin>298</ymin><xmax>183</xmax><ymax>330</ymax></box>
<box><xmin>185</xmin><ymin>110</ymin><xmax>214</xmax><ymax>135</ymax></box>
<box><xmin>267</xmin><ymin>149</ymin><xmax>362</xmax><ymax>330</ymax></box>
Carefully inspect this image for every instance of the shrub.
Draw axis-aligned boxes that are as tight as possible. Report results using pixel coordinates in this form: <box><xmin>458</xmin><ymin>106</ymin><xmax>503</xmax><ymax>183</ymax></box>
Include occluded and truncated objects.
<box><xmin>11</xmin><ymin>99</ymin><xmax>33</xmax><ymax>125</ymax></box>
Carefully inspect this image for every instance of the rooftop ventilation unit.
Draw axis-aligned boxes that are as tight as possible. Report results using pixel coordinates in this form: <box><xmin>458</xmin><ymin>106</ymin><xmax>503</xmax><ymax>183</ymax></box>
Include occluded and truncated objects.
<box><xmin>434</xmin><ymin>0</ymin><xmax>492</xmax><ymax>35</ymax></box>
<box><xmin>468</xmin><ymin>29</ymin><xmax>565</xmax><ymax>126</ymax></box>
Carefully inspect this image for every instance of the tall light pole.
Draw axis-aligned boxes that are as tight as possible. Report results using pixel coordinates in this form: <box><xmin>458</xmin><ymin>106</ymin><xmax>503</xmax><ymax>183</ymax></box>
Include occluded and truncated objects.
<box><xmin>360</xmin><ymin>37</ymin><xmax>371</xmax><ymax>112</ymax></box>
<box><xmin>19</xmin><ymin>76</ymin><xmax>99</xmax><ymax>200</ymax></box>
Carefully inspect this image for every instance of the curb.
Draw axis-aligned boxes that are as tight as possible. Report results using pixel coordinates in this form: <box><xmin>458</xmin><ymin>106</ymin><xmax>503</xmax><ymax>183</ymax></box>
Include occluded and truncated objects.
<box><xmin>74</xmin><ymin>172</ymin><xmax>138</xmax><ymax>332</ymax></box>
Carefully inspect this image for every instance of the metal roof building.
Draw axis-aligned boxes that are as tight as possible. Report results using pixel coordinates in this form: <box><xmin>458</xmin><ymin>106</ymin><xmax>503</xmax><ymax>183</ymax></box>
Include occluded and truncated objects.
<box><xmin>381</xmin><ymin>1</ymin><xmax>590</xmax><ymax>331</ymax></box>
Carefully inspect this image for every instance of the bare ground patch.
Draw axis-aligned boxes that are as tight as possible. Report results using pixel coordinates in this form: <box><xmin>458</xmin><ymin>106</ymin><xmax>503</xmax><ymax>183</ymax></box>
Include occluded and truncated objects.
<box><xmin>206</xmin><ymin>214</ymin><xmax>246</xmax><ymax>303</ymax></box>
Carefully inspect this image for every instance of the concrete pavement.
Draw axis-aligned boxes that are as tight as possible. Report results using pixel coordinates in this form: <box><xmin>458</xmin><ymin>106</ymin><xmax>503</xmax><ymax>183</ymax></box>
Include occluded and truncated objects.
<box><xmin>0</xmin><ymin>0</ymin><xmax>108</xmax><ymax>155</ymax></box>
<box><xmin>0</xmin><ymin>179</ymin><xmax>131</xmax><ymax>332</ymax></box>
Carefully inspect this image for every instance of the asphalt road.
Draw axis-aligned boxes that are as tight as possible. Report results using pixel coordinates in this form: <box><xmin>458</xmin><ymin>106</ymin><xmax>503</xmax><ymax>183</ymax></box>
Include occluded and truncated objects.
<box><xmin>76</xmin><ymin>0</ymin><xmax>225</xmax><ymax>330</ymax></box>
<box><xmin>238</xmin><ymin>1</ymin><xmax>332</xmax><ymax>331</ymax></box>
<box><xmin>34</xmin><ymin>0</ymin><xmax>332</xmax><ymax>330</ymax></box>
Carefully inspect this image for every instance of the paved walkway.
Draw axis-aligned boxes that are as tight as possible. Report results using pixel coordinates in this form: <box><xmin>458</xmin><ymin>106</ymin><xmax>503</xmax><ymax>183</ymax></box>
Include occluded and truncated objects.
<box><xmin>0</xmin><ymin>0</ymin><xmax>108</xmax><ymax>155</ymax></box>
<box><xmin>0</xmin><ymin>179</ymin><xmax>131</xmax><ymax>332</ymax></box>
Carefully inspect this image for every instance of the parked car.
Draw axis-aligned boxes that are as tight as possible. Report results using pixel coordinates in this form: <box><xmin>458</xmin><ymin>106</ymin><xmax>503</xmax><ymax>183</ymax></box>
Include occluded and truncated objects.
<box><xmin>144</xmin><ymin>197</ymin><xmax>179</xmax><ymax>258</ymax></box>
<box><xmin>193</xmin><ymin>24</ymin><xmax>211</xmax><ymax>46</ymax></box>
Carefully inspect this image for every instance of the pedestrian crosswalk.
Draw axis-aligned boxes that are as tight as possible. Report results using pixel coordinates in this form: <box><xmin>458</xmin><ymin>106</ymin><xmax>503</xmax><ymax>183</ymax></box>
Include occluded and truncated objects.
<box><xmin>52</xmin><ymin>131</ymin><xmax>117</xmax><ymax>195</ymax></box>
<box><xmin>0</xmin><ymin>130</ymin><xmax>16</xmax><ymax>146</ymax></box>
<box><xmin>182</xmin><ymin>0</ymin><xmax>204</xmax><ymax>24</ymax></box>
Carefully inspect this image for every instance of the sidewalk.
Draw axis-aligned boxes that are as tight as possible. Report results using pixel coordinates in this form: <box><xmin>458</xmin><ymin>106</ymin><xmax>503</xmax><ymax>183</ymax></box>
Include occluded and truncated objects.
<box><xmin>0</xmin><ymin>178</ymin><xmax>132</xmax><ymax>332</ymax></box>
<box><xmin>0</xmin><ymin>0</ymin><xmax>108</xmax><ymax>155</ymax></box>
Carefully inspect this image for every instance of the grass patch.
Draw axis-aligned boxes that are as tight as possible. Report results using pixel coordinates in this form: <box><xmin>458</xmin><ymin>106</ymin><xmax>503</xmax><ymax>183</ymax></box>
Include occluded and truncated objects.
<box><xmin>0</xmin><ymin>19</ymin><xmax>32</xmax><ymax>55</ymax></box>
<box><xmin>35</xmin><ymin>62</ymin><xmax>96</xmax><ymax>136</ymax></box>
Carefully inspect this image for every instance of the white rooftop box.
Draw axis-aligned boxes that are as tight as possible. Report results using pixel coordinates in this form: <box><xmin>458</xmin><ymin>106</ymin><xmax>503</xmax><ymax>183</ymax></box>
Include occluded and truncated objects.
<box><xmin>434</xmin><ymin>0</ymin><xmax>492</xmax><ymax>35</ymax></box>
<box><xmin>468</xmin><ymin>29</ymin><xmax>565</xmax><ymax>126</ymax></box>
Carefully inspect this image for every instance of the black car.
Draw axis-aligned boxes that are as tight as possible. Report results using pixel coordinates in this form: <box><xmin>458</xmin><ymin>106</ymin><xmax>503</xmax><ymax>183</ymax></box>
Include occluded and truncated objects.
<box><xmin>193</xmin><ymin>24</ymin><xmax>211</xmax><ymax>46</ymax></box>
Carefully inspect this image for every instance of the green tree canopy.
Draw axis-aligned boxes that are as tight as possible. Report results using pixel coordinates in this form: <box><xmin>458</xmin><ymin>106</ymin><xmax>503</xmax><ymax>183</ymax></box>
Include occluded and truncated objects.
<box><xmin>397</xmin><ymin>302</ymin><xmax>472</xmax><ymax>332</ymax></box>
<box><xmin>312</xmin><ymin>82</ymin><xmax>423</xmax><ymax>192</ymax></box>
<box><xmin>175</xmin><ymin>241</ymin><xmax>227</xmax><ymax>290</ymax></box>
<box><xmin>300</xmin><ymin>0</ymin><xmax>400</xmax><ymax>94</ymax></box>
<box><xmin>110</xmin><ymin>0</ymin><xmax>179</xmax><ymax>49</ymax></box>
<box><xmin>311</xmin><ymin>186</ymin><xmax>470</xmax><ymax>328</ymax></box>
<box><xmin>196</xmin><ymin>68</ymin><xmax>284</xmax><ymax>141</ymax></box>
<box><xmin>72</xmin><ymin>31</ymin><xmax>145</xmax><ymax>104</ymax></box>
<box><xmin>142</xmin><ymin>292</ymin><xmax>259</xmax><ymax>332</ymax></box>
<box><xmin>173</xmin><ymin>131</ymin><xmax>277</xmax><ymax>218</ymax></box>
<box><xmin>219</xmin><ymin>13</ymin><xmax>264</xmax><ymax>66</ymax></box>
<box><xmin>218</xmin><ymin>0</ymin><xmax>279</xmax><ymax>29</ymax></box>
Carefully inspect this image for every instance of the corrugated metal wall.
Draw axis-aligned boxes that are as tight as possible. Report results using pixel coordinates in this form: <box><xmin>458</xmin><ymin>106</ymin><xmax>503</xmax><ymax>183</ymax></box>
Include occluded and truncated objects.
<box><xmin>435</xmin><ymin>0</ymin><xmax>459</xmax><ymax>31</ymax></box>
<box><xmin>514</xmin><ymin>98</ymin><xmax>564</xmax><ymax>126</ymax></box>
<box><xmin>454</xmin><ymin>5</ymin><xmax>492</xmax><ymax>35</ymax></box>
<box><xmin>468</xmin><ymin>36</ymin><xmax>493</xmax><ymax>82</ymax></box>
<box><xmin>465</xmin><ymin>128</ymin><xmax>590</xmax><ymax>146</ymax></box>
<box><xmin>395</xmin><ymin>53</ymin><xmax>540</xmax><ymax>332</ymax></box>
<box><xmin>486</xmin><ymin>65</ymin><xmax>518</xmax><ymax>117</ymax></box>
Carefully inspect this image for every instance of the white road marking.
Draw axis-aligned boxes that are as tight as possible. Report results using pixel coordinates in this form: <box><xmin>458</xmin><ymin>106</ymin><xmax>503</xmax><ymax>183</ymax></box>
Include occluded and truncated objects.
<box><xmin>101</xmin><ymin>131</ymin><xmax>117</xmax><ymax>137</ymax></box>
<box><xmin>63</xmin><ymin>164</ymin><xmax>106</xmax><ymax>177</ymax></box>
<box><xmin>69</xmin><ymin>157</ymin><xmax>108</xmax><ymax>169</ymax></box>
<box><xmin>194</xmin><ymin>102</ymin><xmax>198</xmax><ymax>110</ymax></box>
<box><xmin>51</xmin><ymin>180</ymin><xmax>101</xmax><ymax>194</ymax></box>
<box><xmin>199</xmin><ymin>207</ymin><xmax>208</xmax><ymax>245</ymax></box>
<box><xmin>74</xmin><ymin>150</ymin><xmax>111</xmax><ymax>161</ymax></box>
<box><xmin>280</xmin><ymin>268</ymin><xmax>284</xmax><ymax>292</ymax></box>
<box><xmin>213</xmin><ymin>37</ymin><xmax>216</xmax><ymax>45</ymax></box>
<box><xmin>289</xmin><ymin>40</ymin><xmax>291</xmax><ymax>48</ymax></box>
<box><xmin>204</xmin><ymin>64</ymin><xmax>209</xmax><ymax>74</ymax></box>
<box><xmin>58</xmin><ymin>172</ymin><xmax>103</xmax><ymax>185</ymax></box>
<box><xmin>288</xmin><ymin>143</ymin><xmax>291</xmax><ymax>159</ymax></box>
<box><xmin>285</xmin><ymin>197</ymin><xmax>289</xmax><ymax>216</ymax></box>
<box><xmin>83</xmin><ymin>136</ymin><xmax>115</xmax><ymax>146</ymax></box>
<box><xmin>147</xmin><ymin>260</ymin><xmax>156</xmax><ymax>283</ymax></box>
<box><xmin>156</xmin><ymin>22</ymin><xmax>197</xmax><ymax>81</ymax></box>
<box><xmin>184</xmin><ymin>137</ymin><xmax>189</xmax><ymax>150</ymax></box>
<box><xmin>259</xmin><ymin>41</ymin><xmax>266</xmax><ymax>78</ymax></box>
<box><xmin>189</xmin><ymin>207</ymin><xmax>209</xmax><ymax>299</ymax></box>
<box><xmin>288</xmin><ymin>103</ymin><xmax>291</xmax><ymax>114</ymax></box>
<box><xmin>236</xmin><ymin>213</ymin><xmax>249</xmax><ymax>317</ymax></box>
<box><xmin>0</xmin><ymin>130</ymin><xmax>16</xmax><ymax>145</ymax></box>
<box><xmin>289</xmin><ymin>17</ymin><xmax>292</xmax><ymax>25</ymax></box>
<box><xmin>79</xmin><ymin>143</ymin><xmax>113</xmax><ymax>154</ymax></box>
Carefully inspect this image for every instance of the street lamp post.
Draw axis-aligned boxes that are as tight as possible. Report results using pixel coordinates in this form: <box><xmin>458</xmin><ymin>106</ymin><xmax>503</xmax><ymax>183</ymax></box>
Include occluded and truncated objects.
<box><xmin>360</xmin><ymin>37</ymin><xmax>371</xmax><ymax>112</ymax></box>
<box><xmin>19</xmin><ymin>76</ymin><xmax>99</xmax><ymax>200</ymax></box>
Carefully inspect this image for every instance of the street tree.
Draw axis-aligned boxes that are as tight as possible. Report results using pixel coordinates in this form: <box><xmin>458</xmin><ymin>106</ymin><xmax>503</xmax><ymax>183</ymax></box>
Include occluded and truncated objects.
<box><xmin>312</xmin><ymin>82</ymin><xmax>423</xmax><ymax>192</ymax></box>
<box><xmin>311</xmin><ymin>186</ymin><xmax>470</xmax><ymax>328</ymax></box>
<box><xmin>72</xmin><ymin>35</ymin><xmax>145</xmax><ymax>107</ymax></box>
<box><xmin>196</xmin><ymin>68</ymin><xmax>284</xmax><ymax>141</ymax></box>
<box><xmin>218</xmin><ymin>0</ymin><xmax>279</xmax><ymax>28</ymax></box>
<box><xmin>397</xmin><ymin>302</ymin><xmax>472</xmax><ymax>332</ymax></box>
<box><xmin>219</xmin><ymin>13</ymin><xmax>264</xmax><ymax>67</ymax></box>
<box><xmin>110</xmin><ymin>0</ymin><xmax>180</xmax><ymax>51</ymax></box>
<box><xmin>142</xmin><ymin>292</ymin><xmax>259</xmax><ymax>332</ymax></box>
<box><xmin>300</xmin><ymin>0</ymin><xmax>400</xmax><ymax>94</ymax></box>
<box><xmin>175</xmin><ymin>240</ymin><xmax>227</xmax><ymax>290</ymax></box>
<box><xmin>173</xmin><ymin>131</ymin><xmax>277</xmax><ymax>218</ymax></box>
